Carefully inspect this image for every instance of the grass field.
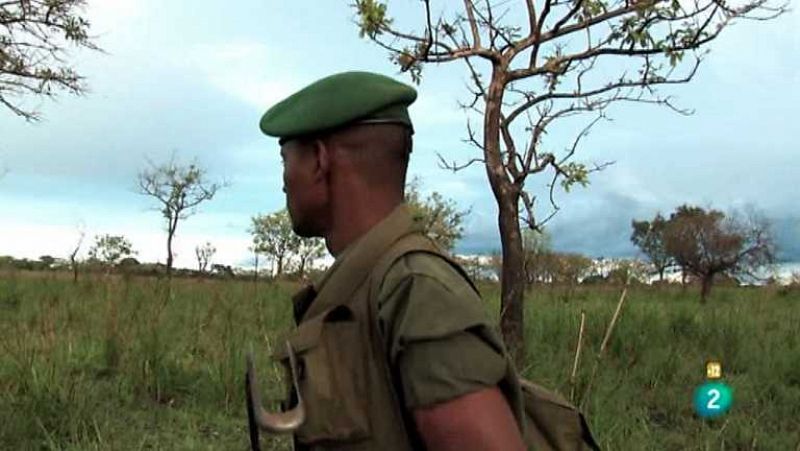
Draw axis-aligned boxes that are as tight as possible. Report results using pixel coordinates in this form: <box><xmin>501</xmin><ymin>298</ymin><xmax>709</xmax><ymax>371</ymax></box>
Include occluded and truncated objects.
<box><xmin>1</xmin><ymin>269</ymin><xmax>798</xmax><ymax>450</ymax></box>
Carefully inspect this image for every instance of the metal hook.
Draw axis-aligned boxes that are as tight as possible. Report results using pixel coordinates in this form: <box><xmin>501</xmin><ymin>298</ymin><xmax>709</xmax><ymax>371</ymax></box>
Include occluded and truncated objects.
<box><xmin>246</xmin><ymin>341</ymin><xmax>306</xmax><ymax>435</ymax></box>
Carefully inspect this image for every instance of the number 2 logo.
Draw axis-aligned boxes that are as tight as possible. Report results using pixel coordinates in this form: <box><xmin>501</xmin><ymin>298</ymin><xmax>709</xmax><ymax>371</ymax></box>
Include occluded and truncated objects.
<box><xmin>707</xmin><ymin>389</ymin><xmax>721</xmax><ymax>410</ymax></box>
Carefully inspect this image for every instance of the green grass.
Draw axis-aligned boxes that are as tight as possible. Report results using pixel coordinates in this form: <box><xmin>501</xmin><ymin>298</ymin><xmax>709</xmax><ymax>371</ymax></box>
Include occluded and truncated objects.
<box><xmin>1</xmin><ymin>270</ymin><xmax>799</xmax><ymax>450</ymax></box>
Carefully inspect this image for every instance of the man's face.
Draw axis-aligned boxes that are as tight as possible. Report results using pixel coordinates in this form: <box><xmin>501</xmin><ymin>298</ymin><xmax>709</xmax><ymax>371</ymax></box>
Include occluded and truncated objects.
<box><xmin>280</xmin><ymin>138</ymin><xmax>326</xmax><ymax>237</ymax></box>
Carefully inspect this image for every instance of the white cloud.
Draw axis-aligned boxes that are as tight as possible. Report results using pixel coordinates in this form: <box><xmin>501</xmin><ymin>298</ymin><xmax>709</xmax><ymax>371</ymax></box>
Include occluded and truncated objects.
<box><xmin>412</xmin><ymin>93</ymin><xmax>468</xmax><ymax>127</ymax></box>
<box><xmin>87</xmin><ymin>0</ymin><xmax>146</xmax><ymax>32</ymax></box>
<box><xmin>182</xmin><ymin>40</ymin><xmax>299</xmax><ymax>111</ymax></box>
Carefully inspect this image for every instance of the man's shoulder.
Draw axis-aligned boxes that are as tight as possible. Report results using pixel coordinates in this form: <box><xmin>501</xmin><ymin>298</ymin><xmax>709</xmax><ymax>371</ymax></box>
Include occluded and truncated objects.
<box><xmin>375</xmin><ymin>247</ymin><xmax>495</xmax><ymax>350</ymax></box>
<box><xmin>379</xmin><ymin>249</ymin><xmax>478</xmax><ymax>300</ymax></box>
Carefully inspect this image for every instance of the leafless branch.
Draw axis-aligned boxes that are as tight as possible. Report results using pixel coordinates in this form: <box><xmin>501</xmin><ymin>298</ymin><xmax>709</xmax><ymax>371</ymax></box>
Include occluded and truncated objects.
<box><xmin>525</xmin><ymin>0</ymin><xmax>537</xmax><ymax>42</ymax></box>
<box><xmin>520</xmin><ymin>190</ymin><xmax>539</xmax><ymax>229</ymax></box>
<box><xmin>560</xmin><ymin>115</ymin><xmax>605</xmax><ymax>164</ymax></box>
<box><xmin>552</xmin><ymin>0</ymin><xmax>586</xmax><ymax>37</ymax></box>
<box><xmin>528</xmin><ymin>0</ymin><xmax>554</xmax><ymax>68</ymax></box>
<box><xmin>504</xmin><ymin>55</ymin><xmax>702</xmax><ymax>127</ymax></box>
<box><xmin>437</xmin><ymin>153</ymin><xmax>486</xmax><ymax>172</ymax></box>
<box><xmin>464</xmin><ymin>0</ymin><xmax>482</xmax><ymax>48</ymax></box>
<box><xmin>500</xmin><ymin>113</ymin><xmax>520</xmax><ymax>180</ymax></box>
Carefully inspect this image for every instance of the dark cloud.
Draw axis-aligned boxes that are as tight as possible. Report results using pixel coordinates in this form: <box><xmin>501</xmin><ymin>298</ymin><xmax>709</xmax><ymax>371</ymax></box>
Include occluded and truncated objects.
<box><xmin>773</xmin><ymin>217</ymin><xmax>800</xmax><ymax>262</ymax></box>
<box><xmin>454</xmin><ymin>186</ymin><xmax>800</xmax><ymax>261</ymax></box>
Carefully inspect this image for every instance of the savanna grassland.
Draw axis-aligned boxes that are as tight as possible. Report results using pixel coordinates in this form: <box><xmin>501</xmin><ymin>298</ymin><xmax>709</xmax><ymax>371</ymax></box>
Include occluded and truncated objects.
<box><xmin>1</xmin><ymin>270</ymin><xmax>799</xmax><ymax>450</ymax></box>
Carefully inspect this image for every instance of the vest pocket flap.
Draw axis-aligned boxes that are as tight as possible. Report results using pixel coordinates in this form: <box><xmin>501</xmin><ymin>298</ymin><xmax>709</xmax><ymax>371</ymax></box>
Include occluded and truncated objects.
<box><xmin>520</xmin><ymin>379</ymin><xmax>601</xmax><ymax>451</ymax></box>
<box><xmin>274</xmin><ymin>304</ymin><xmax>372</xmax><ymax>444</ymax></box>
<box><xmin>520</xmin><ymin>379</ymin><xmax>574</xmax><ymax>410</ymax></box>
<box><xmin>273</xmin><ymin>314</ymin><xmax>325</xmax><ymax>359</ymax></box>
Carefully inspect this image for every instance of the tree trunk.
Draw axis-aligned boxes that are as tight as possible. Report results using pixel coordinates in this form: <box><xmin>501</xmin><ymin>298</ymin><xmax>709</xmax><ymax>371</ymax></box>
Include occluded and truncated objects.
<box><xmin>700</xmin><ymin>273</ymin><xmax>714</xmax><ymax>303</ymax></box>
<box><xmin>658</xmin><ymin>267</ymin><xmax>665</xmax><ymax>282</ymax></box>
<box><xmin>166</xmin><ymin>217</ymin><xmax>178</xmax><ymax>277</ymax></box>
<box><xmin>482</xmin><ymin>68</ymin><xmax>525</xmax><ymax>365</ymax></box>
<box><xmin>276</xmin><ymin>255</ymin><xmax>283</xmax><ymax>277</ymax></box>
<box><xmin>166</xmin><ymin>231</ymin><xmax>174</xmax><ymax>277</ymax></box>
<box><xmin>254</xmin><ymin>252</ymin><xmax>259</xmax><ymax>282</ymax></box>
<box><xmin>498</xmin><ymin>188</ymin><xmax>526</xmax><ymax>364</ymax></box>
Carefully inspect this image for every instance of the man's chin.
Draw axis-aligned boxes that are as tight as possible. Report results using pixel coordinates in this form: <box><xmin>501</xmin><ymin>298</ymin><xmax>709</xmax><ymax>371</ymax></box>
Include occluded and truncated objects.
<box><xmin>292</xmin><ymin>223</ymin><xmax>319</xmax><ymax>238</ymax></box>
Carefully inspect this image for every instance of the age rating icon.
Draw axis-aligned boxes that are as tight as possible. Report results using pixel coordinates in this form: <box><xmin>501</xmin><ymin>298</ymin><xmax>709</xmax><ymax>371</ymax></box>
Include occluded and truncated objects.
<box><xmin>694</xmin><ymin>360</ymin><xmax>733</xmax><ymax>419</ymax></box>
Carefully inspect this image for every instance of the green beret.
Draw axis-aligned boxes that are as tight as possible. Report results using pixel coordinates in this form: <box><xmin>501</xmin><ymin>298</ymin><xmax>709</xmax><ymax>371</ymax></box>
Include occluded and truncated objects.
<box><xmin>259</xmin><ymin>71</ymin><xmax>417</xmax><ymax>141</ymax></box>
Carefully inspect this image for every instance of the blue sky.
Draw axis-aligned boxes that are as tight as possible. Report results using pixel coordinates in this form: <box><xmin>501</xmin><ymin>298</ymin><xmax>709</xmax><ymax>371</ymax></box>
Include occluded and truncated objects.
<box><xmin>1</xmin><ymin>0</ymin><xmax>798</xmax><ymax>268</ymax></box>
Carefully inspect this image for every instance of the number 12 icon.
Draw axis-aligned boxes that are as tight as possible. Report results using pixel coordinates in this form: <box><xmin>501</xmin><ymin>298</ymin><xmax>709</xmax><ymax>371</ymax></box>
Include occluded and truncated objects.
<box><xmin>694</xmin><ymin>382</ymin><xmax>733</xmax><ymax>418</ymax></box>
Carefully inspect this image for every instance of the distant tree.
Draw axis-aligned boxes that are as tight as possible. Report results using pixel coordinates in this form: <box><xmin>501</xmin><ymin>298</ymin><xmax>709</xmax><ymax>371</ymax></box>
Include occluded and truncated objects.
<box><xmin>663</xmin><ymin>205</ymin><xmax>776</xmax><ymax>302</ymax></box>
<box><xmin>68</xmin><ymin>227</ymin><xmax>85</xmax><ymax>282</ymax></box>
<box><xmin>211</xmin><ymin>263</ymin><xmax>235</xmax><ymax>278</ymax></box>
<box><xmin>406</xmin><ymin>178</ymin><xmax>469</xmax><ymax>252</ymax></box>
<box><xmin>295</xmin><ymin>237</ymin><xmax>326</xmax><ymax>280</ymax></box>
<box><xmin>248</xmin><ymin>244</ymin><xmax>261</xmax><ymax>281</ymax></box>
<box><xmin>607</xmin><ymin>259</ymin><xmax>649</xmax><ymax>284</ymax></box>
<box><xmin>631</xmin><ymin>213</ymin><xmax>674</xmax><ymax>281</ymax></box>
<box><xmin>137</xmin><ymin>156</ymin><xmax>223</xmax><ymax>276</ymax></box>
<box><xmin>250</xmin><ymin>209</ymin><xmax>298</xmax><ymax>277</ymax></box>
<box><xmin>88</xmin><ymin>234</ymin><xmax>136</xmax><ymax>269</ymax></box>
<box><xmin>38</xmin><ymin>255</ymin><xmax>55</xmax><ymax>268</ymax></box>
<box><xmin>552</xmin><ymin>253</ymin><xmax>593</xmax><ymax>285</ymax></box>
<box><xmin>194</xmin><ymin>241</ymin><xmax>216</xmax><ymax>273</ymax></box>
<box><xmin>118</xmin><ymin>257</ymin><xmax>140</xmax><ymax>267</ymax></box>
<box><xmin>522</xmin><ymin>229</ymin><xmax>553</xmax><ymax>284</ymax></box>
<box><xmin>1</xmin><ymin>0</ymin><xmax>100</xmax><ymax>120</ymax></box>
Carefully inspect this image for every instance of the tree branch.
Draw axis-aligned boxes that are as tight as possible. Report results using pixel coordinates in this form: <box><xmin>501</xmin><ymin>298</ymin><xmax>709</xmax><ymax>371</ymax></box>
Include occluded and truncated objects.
<box><xmin>504</xmin><ymin>55</ymin><xmax>702</xmax><ymax>127</ymax></box>
<box><xmin>464</xmin><ymin>0</ymin><xmax>482</xmax><ymax>48</ymax></box>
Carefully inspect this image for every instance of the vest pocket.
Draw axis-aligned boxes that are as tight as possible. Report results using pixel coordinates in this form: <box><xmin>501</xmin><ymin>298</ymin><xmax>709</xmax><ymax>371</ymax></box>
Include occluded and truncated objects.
<box><xmin>274</xmin><ymin>305</ymin><xmax>371</xmax><ymax>444</ymax></box>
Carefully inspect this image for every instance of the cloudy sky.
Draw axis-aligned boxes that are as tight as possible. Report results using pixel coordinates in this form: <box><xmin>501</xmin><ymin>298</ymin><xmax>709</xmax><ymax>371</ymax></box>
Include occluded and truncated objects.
<box><xmin>1</xmin><ymin>0</ymin><xmax>798</xmax><ymax>268</ymax></box>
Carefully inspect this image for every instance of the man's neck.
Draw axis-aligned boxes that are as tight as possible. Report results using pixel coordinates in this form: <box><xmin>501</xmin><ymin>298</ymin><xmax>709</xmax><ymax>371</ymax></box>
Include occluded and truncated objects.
<box><xmin>325</xmin><ymin>200</ymin><xmax>402</xmax><ymax>256</ymax></box>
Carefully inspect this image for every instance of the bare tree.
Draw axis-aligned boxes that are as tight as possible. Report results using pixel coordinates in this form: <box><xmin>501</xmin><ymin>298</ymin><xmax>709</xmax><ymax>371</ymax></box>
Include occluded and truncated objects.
<box><xmin>1</xmin><ymin>0</ymin><xmax>100</xmax><ymax>120</ymax></box>
<box><xmin>352</xmin><ymin>0</ymin><xmax>785</xmax><ymax>360</ymax></box>
<box><xmin>68</xmin><ymin>225</ymin><xmax>85</xmax><ymax>283</ymax></box>
<box><xmin>295</xmin><ymin>237</ymin><xmax>326</xmax><ymax>280</ymax></box>
<box><xmin>663</xmin><ymin>205</ymin><xmax>776</xmax><ymax>302</ymax></box>
<box><xmin>137</xmin><ymin>156</ymin><xmax>223</xmax><ymax>276</ymax></box>
<box><xmin>195</xmin><ymin>241</ymin><xmax>216</xmax><ymax>273</ymax></box>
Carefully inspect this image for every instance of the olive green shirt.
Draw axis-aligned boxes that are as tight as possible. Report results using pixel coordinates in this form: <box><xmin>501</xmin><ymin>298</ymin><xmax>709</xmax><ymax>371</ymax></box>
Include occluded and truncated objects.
<box><xmin>313</xmin><ymin>204</ymin><xmax>508</xmax><ymax>409</ymax></box>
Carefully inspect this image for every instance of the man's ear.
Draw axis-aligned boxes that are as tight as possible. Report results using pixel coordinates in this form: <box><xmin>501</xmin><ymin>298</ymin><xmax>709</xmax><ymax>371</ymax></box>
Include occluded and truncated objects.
<box><xmin>312</xmin><ymin>138</ymin><xmax>331</xmax><ymax>181</ymax></box>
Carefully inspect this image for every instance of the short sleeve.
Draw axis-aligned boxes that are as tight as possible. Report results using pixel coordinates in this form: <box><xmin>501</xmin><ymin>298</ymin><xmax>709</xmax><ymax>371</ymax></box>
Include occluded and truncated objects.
<box><xmin>377</xmin><ymin>253</ymin><xmax>509</xmax><ymax>408</ymax></box>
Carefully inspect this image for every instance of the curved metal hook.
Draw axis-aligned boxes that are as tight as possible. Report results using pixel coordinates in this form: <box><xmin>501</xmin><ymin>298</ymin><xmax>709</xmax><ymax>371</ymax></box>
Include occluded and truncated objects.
<box><xmin>246</xmin><ymin>341</ymin><xmax>306</xmax><ymax>434</ymax></box>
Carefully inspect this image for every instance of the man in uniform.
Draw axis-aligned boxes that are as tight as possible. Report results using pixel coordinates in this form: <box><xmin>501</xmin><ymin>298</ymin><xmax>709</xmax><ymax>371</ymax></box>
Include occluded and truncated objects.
<box><xmin>256</xmin><ymin>71</ymin><xmax>526</xmax><ymax>450</ymax></box>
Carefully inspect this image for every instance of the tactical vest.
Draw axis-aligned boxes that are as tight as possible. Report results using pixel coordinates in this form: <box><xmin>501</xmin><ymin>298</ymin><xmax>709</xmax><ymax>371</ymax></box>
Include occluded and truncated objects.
<box><xmin>273</xmin><ymin>231</ymin><xmax>520</xmax><ymax>450</ymax></box>
<box><xmin>275</xmin><ymin>231</ymin><xmax>600</xmax><ymax>450</ymax></box>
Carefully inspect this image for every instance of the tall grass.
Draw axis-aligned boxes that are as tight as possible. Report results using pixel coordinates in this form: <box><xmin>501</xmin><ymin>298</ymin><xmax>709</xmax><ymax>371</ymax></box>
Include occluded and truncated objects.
<box><xmin>0</xmin><ymin>271</ymin><xmax>295</xmax><ymax>450</ymax></box>
<box><xmin>1</xmin><ymin>270</ymin><xmax>798</xmax><ymax>450</ymax></box>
